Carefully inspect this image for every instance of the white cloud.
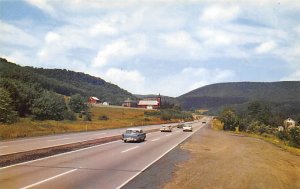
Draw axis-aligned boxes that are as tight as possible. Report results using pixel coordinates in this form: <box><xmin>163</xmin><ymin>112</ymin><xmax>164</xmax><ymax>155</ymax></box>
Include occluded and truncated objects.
<box><xmin>102</xmin><ymin>68</ymin><xmax>145</xmax><ymax>94</ymax></box>
<box><xmin>157</xmin><ymin>67</ymin><xmax>235</xmax><ymax>96</ymax></box>
<box><xmin>92</xmin><ymin>34</ymin><xmax>147</xmax><ymax>67</ymax></box>
<box><xmin>255</xmin><ymin>41</ymin><xmax>277</xmax><ymax>54</ymax></box>
<box><xmin>200</xmin><ymin>5</ymin><xmax>240</xmax><ymax>22</ymax></box>
<box><xmin>0</xmin><ymin>20</ymin><xmax>39</xmax><ymax>47</ymax></box>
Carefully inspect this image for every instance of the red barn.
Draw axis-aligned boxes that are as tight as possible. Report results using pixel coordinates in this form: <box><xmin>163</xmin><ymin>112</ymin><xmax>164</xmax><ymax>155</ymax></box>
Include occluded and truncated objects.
<box><xmin>137</xmin><ymin>95</ymin><xmax>161</xmax><ymax>109</ymax></box>
<box><xmin>88</xmin><ymin>96</ymin><xmax>100</xmax><ymax>104</ymax></box>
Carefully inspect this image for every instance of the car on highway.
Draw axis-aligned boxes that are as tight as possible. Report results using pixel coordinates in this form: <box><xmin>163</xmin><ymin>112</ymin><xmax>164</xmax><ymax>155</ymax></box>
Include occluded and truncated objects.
<box><xmin>177</xmin><ymin>123</ymin><xmax>185</xmax><ymax>128</ymax></box>
<box><xmin>122</xmin><ymin>128</ymin><xmax>146</xmax><ymax>142</ymax></box>
<box><xmin>160</xmin><ymin>125</ymin><xmax>172</xmax><ymax>132</ymax></box>
<box><xmin>183</xmin><ymin>124</ymin><xmax>193</xmax><ymax>132</ymax></box>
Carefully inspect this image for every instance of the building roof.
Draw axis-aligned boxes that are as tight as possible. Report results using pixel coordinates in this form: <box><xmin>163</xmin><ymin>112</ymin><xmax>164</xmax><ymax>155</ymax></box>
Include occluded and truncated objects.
<box><xmin>124</xmin><ymin>99</ymin><xmax>137</xmax><ymax>103</ymax></box>
<box><xmin>138</xmin><ymin>100</ymin><xmax>159</xmax><ymax>106</ymax></box>
<box><xmin>90</xmin><ymin>97</ymin><xmax>99</xmax><ymax>101</ymax></box>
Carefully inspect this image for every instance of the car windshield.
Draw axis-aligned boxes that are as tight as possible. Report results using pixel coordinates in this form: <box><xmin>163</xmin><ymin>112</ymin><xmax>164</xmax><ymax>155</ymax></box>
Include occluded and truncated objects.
<box><xmin>126</xmin><ymin>129</ymin><xmax>141</xmax><ymax>134</ymax></box>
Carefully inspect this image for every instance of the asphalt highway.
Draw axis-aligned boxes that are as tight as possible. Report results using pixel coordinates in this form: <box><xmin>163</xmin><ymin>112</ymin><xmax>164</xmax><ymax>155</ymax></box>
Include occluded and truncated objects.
<box><xmin>0</xmin><ymin>123</ymin><xmax>181</xmax><ymax>155</ymax></box>
<box><xmin>0</xmin><ymin>120</ymin><xmax>208</xmax><ymax>189</ymax></box>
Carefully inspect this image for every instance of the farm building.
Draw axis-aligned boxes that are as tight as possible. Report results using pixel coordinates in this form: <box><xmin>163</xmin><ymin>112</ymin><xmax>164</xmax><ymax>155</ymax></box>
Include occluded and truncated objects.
<box><xmin>137</xmin><ymin>95</ymin><xmax>161</xmax><ymax>109</ymax></box>
<box><xmin>122</xmin><ymin>98</ymin><xmax>138</xmax><ymax>107</ymax></box>
<box><xmin>88</xmin><ymin>96</ymin><xmax>100</xmax><ymax>104</ymax></box>
<box><xmin>283</xmin><ymin>118</ymin><xmax>296</xmax><ymax>130</ymax></box>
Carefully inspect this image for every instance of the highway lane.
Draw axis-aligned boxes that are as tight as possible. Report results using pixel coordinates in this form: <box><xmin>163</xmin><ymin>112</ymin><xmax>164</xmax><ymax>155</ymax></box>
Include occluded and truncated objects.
<box><xmin>0</xmin><ymin>121</ymin><xmax>208</xmax><ymax>189</ymax></box>
<box><xmin>0</xmin><ymin>122</ymin><xmax>182</xmax><ymax>156</ymax></box>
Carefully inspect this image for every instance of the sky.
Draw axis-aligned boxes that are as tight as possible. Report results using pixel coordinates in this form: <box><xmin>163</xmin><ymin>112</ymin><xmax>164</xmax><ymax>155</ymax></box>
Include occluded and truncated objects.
<box><xmin>0</xmin><ymin>0</ymin><xmax>300</xmax><ymax>97</ymax></box>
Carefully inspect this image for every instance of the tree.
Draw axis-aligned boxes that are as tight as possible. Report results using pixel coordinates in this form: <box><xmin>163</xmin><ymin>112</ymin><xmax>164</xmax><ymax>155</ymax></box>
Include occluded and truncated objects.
<box><xmin>220</xmin><ymin>108</ymin><xmax>239</xmax><ymax>131</ymax></box>
<box><xmin>68</xmin><ymin>94</ymin><xmax>87</xmax><ymax>113</ymax></box>
<box><xmin>32</xmin><ymin>91</ymin><xmax>67</xmax><ymax>120</ymax></box>
<box><xmin>0</xmin><ymin>87</ymin><xmax>18</xmax><ymax>123</ymax></box>
<box><xmin>247</xmin><ymin>102</ymin><xmax>274</xmax><ymax>126</ymax></box>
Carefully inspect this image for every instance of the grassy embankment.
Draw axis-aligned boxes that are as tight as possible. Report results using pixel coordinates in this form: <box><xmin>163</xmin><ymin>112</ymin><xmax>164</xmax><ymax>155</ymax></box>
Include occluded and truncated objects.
<box><xmin>0</xmin><ymin>106</ymin><xmax>181</xmax><ymax>140</ymax></box>
<box><xmin>211</xmin><ymin>118</ymin><xmax>300</xmax><ymax>155</ymax></box>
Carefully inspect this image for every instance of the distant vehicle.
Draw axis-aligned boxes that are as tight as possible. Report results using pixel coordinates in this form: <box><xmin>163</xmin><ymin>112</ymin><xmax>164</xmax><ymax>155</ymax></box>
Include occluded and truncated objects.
<box><xmin>177</xmin><ymin>123</ymin><xmax>185</xmax><ymax>128</ymax></box>
<box><xmin>122</xmin><ymin>128</ymin><xmax>146</xmax><ymax>142</ymax></box>
<box><xmin>183</xmin><ymin>124</ymin><xmax>193</xmax><ymax>132</ymax></box>
<box><xmin>160</xmin><ymin>125</ymin><xmax>172</xmax><ymax>132</ymax></box>
<box><xmin>202</xmin><ymin>121</ymin><xmax>206</xmax><ymax>124</ymax></box>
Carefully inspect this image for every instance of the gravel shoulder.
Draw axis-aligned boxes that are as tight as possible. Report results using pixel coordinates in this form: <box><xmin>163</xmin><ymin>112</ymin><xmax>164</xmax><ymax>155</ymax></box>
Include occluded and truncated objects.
<box><xmin>123</xmin><ymin>125</ymin><xmax>300</xmax><ymax>189</ymax></box>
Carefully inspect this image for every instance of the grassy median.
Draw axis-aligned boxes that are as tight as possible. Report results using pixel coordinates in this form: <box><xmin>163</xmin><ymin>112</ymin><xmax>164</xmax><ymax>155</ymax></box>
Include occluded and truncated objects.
<box><xmin>0</xmin><ymin>106</ymin><xmax>179</xmax><ymax>140</ymax></box>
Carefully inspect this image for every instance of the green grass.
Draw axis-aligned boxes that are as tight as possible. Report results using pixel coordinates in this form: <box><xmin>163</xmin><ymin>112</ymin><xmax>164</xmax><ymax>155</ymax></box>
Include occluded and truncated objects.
<box><xmin>0</xmin><ymin>106</ymin><xmax>180</xmax><ymax>140</ymax></box>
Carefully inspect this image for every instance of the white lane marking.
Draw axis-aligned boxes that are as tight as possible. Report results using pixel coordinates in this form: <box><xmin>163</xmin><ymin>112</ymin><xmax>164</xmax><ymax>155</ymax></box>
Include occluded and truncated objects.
<box><xmin>121</xmin><ymin>146</ymin><xmax>139</xmax><ymax>153</ymax></box>
<box><xmin>20</xmin><ymin>169</ymin><xmax>77</xmax><ymax>189</ymax></box>
<box><xmin>47</xmin><ymin>138</ymin><xmax>70</xmax><ymax>142</ymax></box>
<box><xmin>166</xmin><ymin>134</ymin><xmax>172</xmax><ymax>137</ymax></box>
<box><xmin>0</xmin><ymin>140</ymin><xmax>119</xmax><ymax>170</ymax></box>
<box><xmin>151</xmin><ymin>138</ymin><xmax>160</xmax><ymax>142</ymax></box>
<box><xmin>0</xmin><ymin>146</ymin><xmax>8</xmax><ymax>149</ymax></box>
<box><xmin>116</xmin><ymin>124</ymin><xmax>205</xmax><ymax>189</ymax></box>
<box><xmin>92</xmin><ymin>133</ymin><xmax>107</xmax><ymax>136</ymax></box>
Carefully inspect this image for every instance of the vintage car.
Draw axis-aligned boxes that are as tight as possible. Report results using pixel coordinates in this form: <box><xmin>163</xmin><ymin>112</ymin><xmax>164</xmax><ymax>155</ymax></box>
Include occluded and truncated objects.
<box><xmin>160</xmin><ymin>125</ymin><xmax>172</xmax><ymax>132</ymax></box>
<box><xmin>122</xmin><ymin>128</ymin><xmax>146</xmax><ymax>142</ymax></box>
<box><xmin>183</xmin><ymin>124</ymin><xmax>193</xmax><ymax>132</ymax></box>
<box><xmin>177</xmin><ymin>123</ymin><xmax>185</xmax><ymax>128</ymax></box>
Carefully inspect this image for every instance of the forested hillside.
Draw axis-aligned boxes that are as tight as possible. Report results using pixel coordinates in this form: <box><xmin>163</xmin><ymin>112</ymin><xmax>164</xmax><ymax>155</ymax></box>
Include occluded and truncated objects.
<box><xmin>0</xmin><ymin>58</ymin><xmax>135</xmax><ymax>104</ymax></box>
<box><xmin>178</xmin><ymin>82</ymin><xmax>300</xmax><ymax>117</ymax></box>
<box><xmin>0</xmin><ymin>58</ymin><xmax>135</xmax><ymax>121</ymax></box>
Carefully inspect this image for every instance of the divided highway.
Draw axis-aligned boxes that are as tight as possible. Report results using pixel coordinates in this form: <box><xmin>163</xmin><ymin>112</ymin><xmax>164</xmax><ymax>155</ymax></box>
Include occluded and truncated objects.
<box><xmin>0</xmin><ymin>120</ymin><xmax>209</xmax><ymax>189</ymax></box>
<box><xmin>0</xmin><ymin>123</ymin><xmax>179</xmax><ymax>156</ymax></box>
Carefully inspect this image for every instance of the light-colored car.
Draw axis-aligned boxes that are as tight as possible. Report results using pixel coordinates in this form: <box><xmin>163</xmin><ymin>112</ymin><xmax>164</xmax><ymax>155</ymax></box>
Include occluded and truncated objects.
<box><xmin>160</xmin><ymin>125</ymin><xmax>172</xmax><ymax>132</ymax></box>
<box><xmin>183</xmin><ymin>124</ymin><xmax>193</xmax><ymax>132</ymax></box>
<box><xmin>122</xmin><ymin>128</ymin><xmax>146</xmax><ymax>142</ymax></box>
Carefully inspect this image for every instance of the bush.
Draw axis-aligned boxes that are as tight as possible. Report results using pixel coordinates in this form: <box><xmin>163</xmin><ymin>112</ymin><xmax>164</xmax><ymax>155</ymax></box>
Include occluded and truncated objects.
<box><xmin>144</xmin><ymin>118</ymin><xmax>150</xmax><ymax>121</ymax></box>
<box><xmin>289</xmin><ymin>127</ymin><xmax>300</xmax><ymax>147</ymax></box>
<box><xmin>84</xmin><ymin>112</ymin><xmax>92</xmax><ymax>121</ymax></box>
<box><xmin>69</xmin><ymin>94</ymin><xmax>87</xmax><ymax>113</ymax></box>
<box><xmin>98</xmin><ymin>115</ymin><xmax>109</xmax><ymax>120</ymax></box>
<box><xmin>276</xmin><ymin>130</ymin><xmax>290</xmax><ymax>141</ymax></box>
<box><xmin>63</xmin><ymin>110</ymin><xmax>77</xmax><ymax>121</ymax></box>
<box><xmin>161</xmin><ymin>113</ymin><xmax>171</xmax><ymax>121</ymax></box>
<box><xmin>32</xmin><ymin>91</ymin><xmax>66</xmax><ymax>121</ymax></box>
<box><xmin>0</xmin><ymin>87</ymin><xmax>18</xmax><ymax>123</ymax></box>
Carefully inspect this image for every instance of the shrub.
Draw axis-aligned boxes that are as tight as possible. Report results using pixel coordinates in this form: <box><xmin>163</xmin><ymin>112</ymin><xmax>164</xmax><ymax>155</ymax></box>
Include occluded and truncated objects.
<box><xmin>276</xmin><ymin>130</ymin><xmax>290</xmax><ymax>141</ymax></box>
<box><xmin>84</xmin><ymin>112</ymin><xmax>92</xmax><ymax>121</ymax></box>
<box><xmin>32</xmin><ymin>91</ymin><xmax>66</xmax><ymax>121</ymax></box>
<box><xmin>144</xmin><ymin>118</ymin><xmax>150</xmax><ymax>121</ymax></box>
<box><xmin>63</xmin><ymin>110</ymin><xmax>77</xmax><ymax>121</ymax></box>
<box><xmin>0</xmin><ymin>87</ymin><xmax>18</xmax><ymax>124</ymax></box>
<box><xmin>289</xmin><ymin>127</ymin><xmax>300</xmax><ymax>147</ymax></box>
<box><xmin>98</xmin><ymin>115</ymin><xmax>109</xmax><ymax>121</ymax></box>
<box><xmin>161</xmin><ymin>113</ymin><xmax>171</xmax><ymax>121</ymax></box>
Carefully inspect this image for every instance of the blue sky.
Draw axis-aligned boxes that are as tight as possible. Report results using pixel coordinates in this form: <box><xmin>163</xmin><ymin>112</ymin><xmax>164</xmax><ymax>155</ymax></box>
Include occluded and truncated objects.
<box><xmin>1</xmin><ymin>0</ymin><xmax>300</xmax><ymax>97</ymax></box>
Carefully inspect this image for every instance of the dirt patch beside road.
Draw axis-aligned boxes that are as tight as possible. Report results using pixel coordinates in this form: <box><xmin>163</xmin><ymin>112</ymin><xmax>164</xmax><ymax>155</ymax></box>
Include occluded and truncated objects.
<box><xmin>163</xmin><ymin>126</ymin><xmax>300</xmax><ymax>189</ymax></box>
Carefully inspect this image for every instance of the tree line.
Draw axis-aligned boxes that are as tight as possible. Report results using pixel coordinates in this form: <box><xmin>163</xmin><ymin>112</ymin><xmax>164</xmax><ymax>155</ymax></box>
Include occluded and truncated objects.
<box><xmin>219</xmin><ymin>102</ymin><xmax>300</xmax><ymax>147</ymax></box>
<box><xmin>0</xmin><ymin>79</ymin><xmax>89</xmax><ymax>123</ymax></box>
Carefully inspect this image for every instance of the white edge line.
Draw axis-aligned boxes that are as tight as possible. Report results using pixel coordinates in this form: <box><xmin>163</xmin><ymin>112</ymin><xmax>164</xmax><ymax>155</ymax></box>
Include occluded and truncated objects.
<box><xmin>151</xmin><ymin>138</ymin><xmax>160</xmax><ymax>142</ymax></box>
<box><xmin>47</xmin><ymin>138</ymin><xmax>70</xmax><ymax>142</ymax></box>
<box><xmin>116</xmin><ymin>124</ymin><xmax>205</xmax><ymax>189</ymax></box>
<box><xmin>0</xmin><ymin>140</ymin><xmax>120</xmax><ymax>170</ymax></box>
<box><xmin>121</xmin><ymin>146</ymin><xmax>139</xmax><ymax>153</ymax></box>
<box><xmin>20</xmin><ymin>168</ymin><xmax>77</xmax><ymax>189</ymax></box>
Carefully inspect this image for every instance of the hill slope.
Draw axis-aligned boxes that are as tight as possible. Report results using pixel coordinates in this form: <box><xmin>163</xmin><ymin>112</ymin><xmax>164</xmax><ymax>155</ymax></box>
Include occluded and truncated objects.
<box><xmin>178</xmin><ymin>82</ymin><xmax>300</xmax><ymax>114</ymax></box>
<box><xmin>0</xmin><ymin>58</ymin><xmax>135</xmax><ymax>104</ymax></box>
